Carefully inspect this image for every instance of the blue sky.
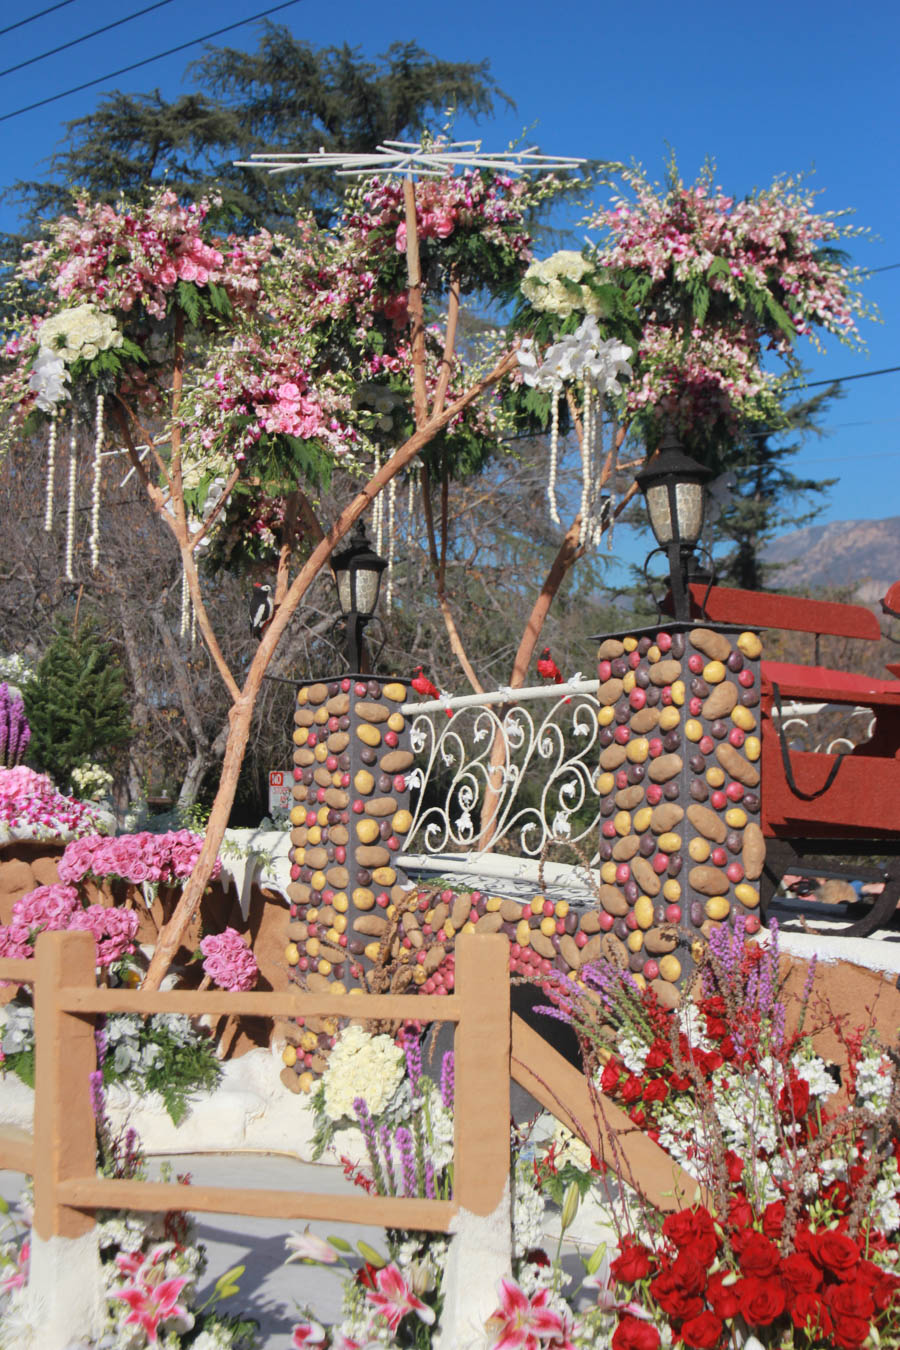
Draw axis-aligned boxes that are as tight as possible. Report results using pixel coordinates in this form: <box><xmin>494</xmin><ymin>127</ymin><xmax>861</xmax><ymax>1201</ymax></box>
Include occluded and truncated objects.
<box><xmin>1</xmin><ymin>0</ymin><xmax>898</xmax><ymax>562</ymax></box>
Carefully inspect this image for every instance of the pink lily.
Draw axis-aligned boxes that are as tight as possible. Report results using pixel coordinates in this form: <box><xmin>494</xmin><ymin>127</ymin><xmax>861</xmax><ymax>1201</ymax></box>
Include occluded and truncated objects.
<box><xmin>486</xmin><ymin>1278</ymin><xmax>575</xmax><ymax>1349</ymax></box>
<box><xmin>114</xmin><ymin>1273</ymin><xmax>192</xmax><ymax>1343</ymax></box>
<box><xmin>0</xmin><ymin>1239</ymin><xmax>28</xmax><ymax>1293</ymax></box>
<box><xmin>366</xmin><ymin>1262</ymin><xmax>436</xmax><ymax>1332</ymax></box>
<box><xmin>292</xmin><ymin>1321</ymin><xmax>327</xmax><ymax>1346</ymax></box>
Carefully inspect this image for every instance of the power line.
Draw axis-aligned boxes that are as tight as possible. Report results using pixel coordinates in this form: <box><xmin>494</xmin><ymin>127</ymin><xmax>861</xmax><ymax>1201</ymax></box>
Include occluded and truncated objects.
<box><xmin>786</xmin><ymin>365</ymin><xmax>900</xmax><ymax>392</ymax></box>
<box><xmin>0</xmin><ymin>0</ymin><xmax>175</xmax><ymax>80</ymax></box>
<box><xmin>0</xmin><ymin>0</ymin><xmax>301</xmax><ymax>123</ymax></box>
<box><xmin>0</xmin><ymin>0</ymin><xmax>78</xmax><ymax>39</ymax></box>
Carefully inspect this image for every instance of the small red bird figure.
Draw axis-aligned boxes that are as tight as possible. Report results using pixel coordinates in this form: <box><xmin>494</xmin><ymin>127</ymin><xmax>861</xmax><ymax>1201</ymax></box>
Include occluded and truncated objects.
<box><xmin>411</xmin><ymin>665</ymin><xmax>452</xmax><ymax>716</ymax></box>
<box><xmin>537</xmin><ymin>647</ymin><xmax>564</xmax><ymax>685</ymax></box>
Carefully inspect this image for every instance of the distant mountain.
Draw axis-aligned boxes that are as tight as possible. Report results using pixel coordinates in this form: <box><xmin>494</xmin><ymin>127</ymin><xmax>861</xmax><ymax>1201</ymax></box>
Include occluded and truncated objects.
<box><xmin>762</xmin><ymin>516</ymin><xmax>900</xmax><ymax>603</ymax></box>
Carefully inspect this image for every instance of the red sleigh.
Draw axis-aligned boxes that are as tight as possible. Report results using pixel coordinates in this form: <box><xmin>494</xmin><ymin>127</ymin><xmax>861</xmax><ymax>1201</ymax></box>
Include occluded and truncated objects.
<box><xmin>680</xmin><ymin>582</ymin><xmax>900</xmax><ymax>936</ymax></box>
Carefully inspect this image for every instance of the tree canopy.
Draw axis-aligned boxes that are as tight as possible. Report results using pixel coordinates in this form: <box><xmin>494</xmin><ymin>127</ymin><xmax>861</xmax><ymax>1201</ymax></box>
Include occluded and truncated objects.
<box><xmin>5</xmin><ymin>28</ymin><xmax>511</xmax><ymax>234</ymax></box>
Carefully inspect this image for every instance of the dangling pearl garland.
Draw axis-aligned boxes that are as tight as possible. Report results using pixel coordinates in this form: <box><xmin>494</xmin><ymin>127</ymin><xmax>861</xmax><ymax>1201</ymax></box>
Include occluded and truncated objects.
<box><xmin>385</xmin><ymin>475</ymin><xmax>397</xmax><ymax>611</ymax></box>
<box><xmin>606</xmin><ymin>418</ymin><xmax>619</xmax><ymax>551</ymax></box>
<box><xmin>547</xmin><ymin>389</ymin><xmax>561</xmax><ymax>526</ymax></box>
<box><xmin>179</xmin><ymin>566</ymin><xmax>191</xmax><ymax>641</ymax></box>
<box><xmin>578</xmin><ymin>379</ymin><xmax>593</xmax><ymax>546</ymax></box>
<box><xmin>44</xmin><ymin>413</ymin><xmax>57</xmax><ymax>532</ymax></box>
<box><xmin>88</xmin><ymin>393</ymin><xmax>104</xmax><ymax>570</ymax></box>
<box><xmin>65</xmin><ymin>432</ymin><xmax>77</xmax><ymax>582</ymax></box>
<box><xmin>372</xmin><ymin>447</ymin><xmax>384</xmax><ymax>554</ymax></box>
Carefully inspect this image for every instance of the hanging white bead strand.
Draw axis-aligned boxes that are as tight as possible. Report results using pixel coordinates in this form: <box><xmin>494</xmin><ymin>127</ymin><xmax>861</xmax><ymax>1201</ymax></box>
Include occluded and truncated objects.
<box><xmin>547</xmin><ymin>388</ymin><xmax>561</xmax><ymax>526</ymax></box>
<box><xmin>180</xmin><ymin>565</ymin><xmax>190</xmax><ymax>641</ymax></box>
<box><xmin>578</xmin><ymin>379</ymin><xmax>592</xmax><ymax>547</ymax></box>
<box><xmin>385</xmin><ymin>475</ymin><xmax>397</xmax><ymax>611</ymax></box>
<box><xmin>89</xmin><ymin>393</ymin><xmax>104</xmax><ymax>570</ymax></box>
<box><xmin>64</xmin><ymin>433</ymin><xmax>78</xmax><ymax>581</ymax></box>
<box><xmin>44</xmin><ymin>413</ymin><xmax>58</xmax><ymax>533</ymax></box>
<box><xmin>372</xmin><ymin>447</ymin><xmax>384</xmax><ymax>554</ymax></box>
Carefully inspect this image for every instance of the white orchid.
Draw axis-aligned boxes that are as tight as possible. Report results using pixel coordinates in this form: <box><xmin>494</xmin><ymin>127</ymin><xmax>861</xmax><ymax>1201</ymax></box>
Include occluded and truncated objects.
<box><xmin>28</xmin><ymin>348</ymin><xmax>69</xmax><ymax>411</ymax></box>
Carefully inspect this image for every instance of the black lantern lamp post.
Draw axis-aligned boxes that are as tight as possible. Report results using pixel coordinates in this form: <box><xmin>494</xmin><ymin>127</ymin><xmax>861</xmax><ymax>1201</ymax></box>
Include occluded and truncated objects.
<box><xmin>331</xmin><ymin>520</ymin><xmax>387</xmax><ymax>672</ymax></box>
<box><xmin>636</xmin><ymin>424</ymin><xmax>713</xmax><ymax>622</ymax></box>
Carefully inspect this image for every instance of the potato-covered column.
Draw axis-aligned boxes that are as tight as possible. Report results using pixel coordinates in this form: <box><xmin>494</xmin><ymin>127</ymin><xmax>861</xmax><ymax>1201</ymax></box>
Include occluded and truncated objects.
<box><xmin>592</xmin><ymin>624</ymin><xmax>765</xmax><ymax>998</ymax></box>
<box><xmin>286</xmin><ymin>676</ymin><xmax>414</xmax><ymax>998</ymax></box>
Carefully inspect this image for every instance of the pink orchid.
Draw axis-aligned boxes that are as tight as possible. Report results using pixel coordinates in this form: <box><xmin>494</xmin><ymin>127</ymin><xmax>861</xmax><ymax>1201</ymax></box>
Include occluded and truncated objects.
<box><xmin>486</xmin><ymin>1278</ymin><xmax>575</xmax><ymax>1349</ymax></box>
<box><xmin>0</xmin><ymin>1239</ymin><xmax>29</xmax><ymax>1293</ymax></box>
<box><xmin>292</xmin><ymin>1321</ymin><xmax>327</xmax><ymax>1346</ymax></box>
<box><xmin>366</xmin><ymin>1262</ymin><xmax>436</xmax><ymax>1332</ymax></box>
<box><xmin>114</xmin><ymin>1272</ymin><xmax>193</xmax><ymax>1343</ymax></box>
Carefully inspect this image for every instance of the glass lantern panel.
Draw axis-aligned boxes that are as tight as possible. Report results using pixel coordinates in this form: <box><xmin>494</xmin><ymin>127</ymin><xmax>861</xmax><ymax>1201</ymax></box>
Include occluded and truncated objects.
<box><xmin>354</xmin><ymin>567</ymin><xmax>381</xmax><ymax>617</ymax></box>
<box><xmin>336</xmin><ymin>571</ymin><xmax>353</xmax><ymax>614</ymax></box>
<box><xmin>645</xmin><ymin>482</ymin><xmax>673</xmax><ymax>543</ymax></box>
<box><xmin>674</xmin><ymin>481</ymin><xmax>704</xmax><ymax>544</ymax></box>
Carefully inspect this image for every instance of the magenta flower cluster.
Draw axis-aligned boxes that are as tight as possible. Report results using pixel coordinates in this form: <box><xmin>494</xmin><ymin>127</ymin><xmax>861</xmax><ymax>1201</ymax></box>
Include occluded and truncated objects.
<box><xmin>0</xmin><ymin>683</ymin><xmax>29</xmax><ymax>767</ymax></box>
<box><xmin>199</xmin><ymin>926</ymin><xmax>258</xmax><ymax>992</ymax></box>
<box><xmin>11</xmin><ymin>883</ymin><xmax>79</xmax><ymax>929</ymax></box>
<box><xmin>0</xmin><ymin>765</ymin><xmax>104</xmax><ymax>838</ymax></box>
<box><xmin>67</xmin><ymin>904</ymin><xmax>140</xmax><ymax>966</ymax></box>
<box><xmin>57</xmin><ymin>830</ymin><xmax>220</xmax><ymax>886</ymax></box>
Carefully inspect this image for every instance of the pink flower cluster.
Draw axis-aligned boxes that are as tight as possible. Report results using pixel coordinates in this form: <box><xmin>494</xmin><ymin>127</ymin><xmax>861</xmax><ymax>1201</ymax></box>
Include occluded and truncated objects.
<box><xmin>57</xmin><ymin>830</ymin><xmax>219</xmax><ymax>886</ymax></box>
<box><xmin>11</xmin><ymin>883</ymin><xmax>79</xmax><ymax>930</ymax></box>
<box><xmin>0</xmin><ymin>765</ymin><xmax>105</xmax><ymax>839</ymax></box>
<box><xmin>20</xmin><ymin>190</ymin><xmax>269</xmax><ymax>323</ymax></box>
<box><xmin>199</xmin><ymin>927</ymin><xmax>258</xmax><ymax>992</ymax></box>
<box><xmin>68</xmin><ymin>904</ymin><xmax>139</xmax><ymax>967</ymax></box>
<box><xmin>590</xmin><ymin>169</ymin><xmax>865</xmax><ymax>349</ymax></box>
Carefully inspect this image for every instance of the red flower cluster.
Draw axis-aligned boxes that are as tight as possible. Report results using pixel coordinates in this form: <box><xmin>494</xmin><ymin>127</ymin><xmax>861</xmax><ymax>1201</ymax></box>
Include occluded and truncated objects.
<box><xmin>608</xmin><ymin>1201</ymin><xmax>900</xmax><ymax>1349</ymax></box>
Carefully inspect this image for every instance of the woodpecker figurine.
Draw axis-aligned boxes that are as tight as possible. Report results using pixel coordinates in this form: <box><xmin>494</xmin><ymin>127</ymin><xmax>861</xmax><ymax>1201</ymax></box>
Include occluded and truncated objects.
<box><xmin>411</xmin><ymin>665</ymin><xmax>453</xmax><ymax>716</ymax></box>
<box><xmin>249</xmin><ymin>583</ymin><xmax>275</xmax><ymax>640</ymax></box>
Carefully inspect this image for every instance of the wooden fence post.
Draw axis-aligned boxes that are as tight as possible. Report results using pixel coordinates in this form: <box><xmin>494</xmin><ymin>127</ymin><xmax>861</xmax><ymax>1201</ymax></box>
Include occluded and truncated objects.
<box><xmin>28</xmin><ymin>930</ymin><xmax>104</xmax><ymax>1348</ymax></box>
<box><xmin>438</xmin><ymin>934</ymin><xmax>511</xmax><ymax>1350</ymax></box>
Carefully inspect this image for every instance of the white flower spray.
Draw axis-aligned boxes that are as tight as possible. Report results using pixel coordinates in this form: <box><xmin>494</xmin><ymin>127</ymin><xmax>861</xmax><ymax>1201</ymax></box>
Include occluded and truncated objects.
<box><xmin>88</xmin><ymin>393</ymin><xmax>104</xmax><ymax>570</ymax></box>
<box><xmin>64</xmin><ymin>431</ymin><xmax>77</xmax><ymax>581</ymax></box>
<box><xmin>43</xmin><ymin>412</ymin><xmax>57</xmax><ymax>532</ymax></box>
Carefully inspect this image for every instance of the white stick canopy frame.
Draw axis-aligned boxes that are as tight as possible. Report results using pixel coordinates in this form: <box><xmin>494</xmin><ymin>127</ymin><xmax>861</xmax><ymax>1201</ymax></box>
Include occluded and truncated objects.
<box><xmin>234</xmin><ymin>139</ymin><xmax>584</xmax><ymax>179</ymax></box>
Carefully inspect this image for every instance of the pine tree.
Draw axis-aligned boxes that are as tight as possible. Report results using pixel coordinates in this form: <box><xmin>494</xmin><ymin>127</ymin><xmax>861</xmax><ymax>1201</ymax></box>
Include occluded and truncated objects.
<box><xmin>713</xmin><ymin>385</ymin><xmax>840</xmax><ymax>590</ymax></box>
<box><xmin>6</xmin><ymin>28</ymin><xmax>509</xmax><ymax>234</ymax></box>
<box><xmin>23</xmin><ymin>619</ymin><xmax>132</xmax><ymax>789</ymax></box>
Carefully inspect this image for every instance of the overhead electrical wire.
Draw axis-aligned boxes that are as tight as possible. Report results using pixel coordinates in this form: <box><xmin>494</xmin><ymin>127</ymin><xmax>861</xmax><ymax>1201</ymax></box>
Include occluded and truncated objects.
<box><xmin>0</xmin><ymin>0</ymin><xmax>176</xmax><ymax>80</ymax></box>
<box><xmin>0</xmin><ymin>0</ymin><xmax>301</xmax><ymax>122</ymax></box>
<box><xmin>0</xmin><ymin>0</ymin><xmax>79</xmax><ymax>39</ymax></box>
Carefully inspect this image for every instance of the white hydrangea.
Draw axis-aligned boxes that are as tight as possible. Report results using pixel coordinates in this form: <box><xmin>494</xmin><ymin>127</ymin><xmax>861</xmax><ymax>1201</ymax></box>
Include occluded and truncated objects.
<box><xmin>521</xmin><ymin>250</ymin><xmax>606</xmax><ymax>318</ymax></box>
<box><xmin>320</xmin><ymin>1024</ymin><xmax>405</xmax><ymax>1122</ymax></box>
<box><xmin>37</xmin><ymin>303</ymin><xmax>123</xmax><ymax>364</ymax></box>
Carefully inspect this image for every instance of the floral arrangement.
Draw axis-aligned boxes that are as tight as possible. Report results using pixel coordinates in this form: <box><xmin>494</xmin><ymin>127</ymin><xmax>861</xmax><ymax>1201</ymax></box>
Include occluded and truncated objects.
<box><xmin>0</xmin><ymin>1074</ymin><xmax>255</xmax><ymax>1348</ymax></box>
<box><xmin>0</xmin><ymin>683</ymin><xmax>29</xmax><ymax>768</ymax></box>
<box><xmin>199</xmin><ymin>927</ymin><xmax>258</xmax><ymax>993</ymax></box>
<box><xmin>70</xmin><ymin>761</ymin><xmax>114</xmax><ymax>801</ymax></box>
<box><xmin>0</xmin><ymin>764</ymin><xmax>107</xmax><ymax>841</ymax></box>
<box><xmin>57</xmin><ymin>828</ymin><xmax>220</xmax><ymax>888</ymax></box>
<box><xmin>291</xmin><ymin>1028</ymin><xmax>456</xmax><ymax>1346</ymax></box>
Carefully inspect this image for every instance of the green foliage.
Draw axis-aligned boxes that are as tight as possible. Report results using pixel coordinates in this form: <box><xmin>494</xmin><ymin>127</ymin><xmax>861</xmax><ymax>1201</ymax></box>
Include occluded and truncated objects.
<box><xmin>5</xmin><ymin>29</ymin><xmax>510</xmax><ymax>235</ymax></box>
<box><xmin>102</xmin><ymin>1014</ymin><xmax>222</xmax><ymax>1126</ymax></box>
<box><xmin>23</xmin><ymin>617</ymin><xmax>132</xmax><ymax>788</ymax></box>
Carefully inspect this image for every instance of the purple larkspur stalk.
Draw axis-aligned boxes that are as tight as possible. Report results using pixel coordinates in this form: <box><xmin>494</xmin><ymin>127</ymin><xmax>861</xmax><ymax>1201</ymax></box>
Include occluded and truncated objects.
<box><xmin>404</xmin><ymin>1035</ymin><xmax>422</xmax><ymax>1098</ymax></box>
<box><xmin>379</xmin><ymin>1124</ymin><xmax>396</xmax><ymax>1195</ymax></box>
<box><xmin>771</xmin><ymin>1000</ymin><xmax>786</xmax><ymax>1050</ymax></box>
<box><xmin>89</xmin><ymin>1069</ymin><xmax>106</xmax><ymax>1121</ymax></box>
<box><xmin>95</xmin><ymin>1016</ymin><xmax>108</xmax><ymax>1067</ymax></box>
<box><xmin>8</xmin><ymin>696</ymin><xmax>24</xmax><ymax>765</ymax></box>
<box><xmin>396</xmin><ymin>1126</ymin><xmax>417</xmax><ymax>1197</ymax></box>
<box><xmin>424</xmin><ymin>1160</ymin><xmax>436</xmax><ymax>1200</ymax></box>
<box><xmin>0</xmin><ymin>684</ymin><xmax>8</xmax><ymax>766</ymax></box>
<box><xmin>353</xmin><ymin>1097</ymin><xmax>387</xmax><ymax>1194</ymax></box>
<box><xmin>440</xmin><ymin>1051</ymin><xmax>454</xmax><ymax>1111</ymax></box>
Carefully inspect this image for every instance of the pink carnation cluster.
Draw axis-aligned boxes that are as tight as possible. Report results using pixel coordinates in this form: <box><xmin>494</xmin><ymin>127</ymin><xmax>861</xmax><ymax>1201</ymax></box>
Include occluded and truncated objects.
<box><xmin>20</xmin><ymin>190</ymin><xmax>268</xmax><ymax>322</ymax></box>
<box><xmin>57</xmin><ymin>830</ymin><xmax>219</xmax><ymax>886</ymax></box>
<box><xmin>11</xmin><ymin>884</ymin><xmax>79</xmax><ymax>930</ymax></box>
<box><xmin>0</xmin><ymin>765</ymin><xmax>104</xmax><ymax>839</ymax></box>
<box><xmin>199</xmin><ymin>927</ymin><xmax>258</xmax><ymax>992</ymax></box>
<box><xmin>68</xmin><ymin>904</ymin><xmax>139</xmax><ymax>967</ymax></box>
